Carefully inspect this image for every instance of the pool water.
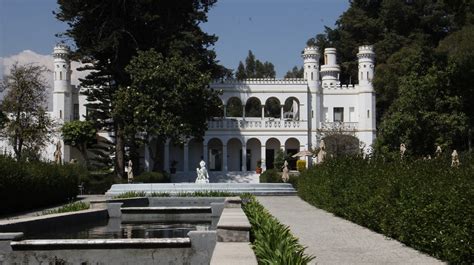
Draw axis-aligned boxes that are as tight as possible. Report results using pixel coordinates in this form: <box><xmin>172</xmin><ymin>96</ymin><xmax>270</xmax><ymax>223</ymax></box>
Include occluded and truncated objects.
<box><xmin>23</xmin><ymin>219</ymin><xmax>213</xmax><ymax>239</ymax></box>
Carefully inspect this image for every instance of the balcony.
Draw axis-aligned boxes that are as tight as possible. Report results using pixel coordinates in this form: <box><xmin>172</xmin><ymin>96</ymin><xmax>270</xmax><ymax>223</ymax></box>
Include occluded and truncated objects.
<box><xmin>319</xmin><ymin>122</ymin><xmax>358</xmax><ymax>131</ymax></box>
<box><xmin>208</xmin><ymin>118</ymin><xmax>305</xmax><ymax>131</ymax></box>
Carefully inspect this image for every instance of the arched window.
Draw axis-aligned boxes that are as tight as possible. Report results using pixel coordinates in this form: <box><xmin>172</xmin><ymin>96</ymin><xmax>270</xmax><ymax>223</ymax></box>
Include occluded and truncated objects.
<box><xmin>264</xmin><ymin>97</ymin><xmax>281</xmax><ymax>118</ymax></box>
<box><xmin>367</xmin><ymin>71</ymin><xmax>369</xmax><ymax>79</ymax></box>
<box><xmin>283</xmin><ymin>97</ymin><xmax>300</xmax><ymax>120</ymax></box>
<box><xmin>226</xmin><ymin>97</ymin><xmax>243</xmax><ymax>117</ymax></box>
<box><xmin>245</xmin><ymin>97</ymin><xmax>261</xmax><ymax>117</ymax></box>
<box><xmin>311</xmin><ymin>72</ymin><xmax>313</xmax><ymax>80</ymax></box>
<box><xmin>59</xmin><ymin>71</ymin><xmax>62</xmax><ymax>80</ymax></box>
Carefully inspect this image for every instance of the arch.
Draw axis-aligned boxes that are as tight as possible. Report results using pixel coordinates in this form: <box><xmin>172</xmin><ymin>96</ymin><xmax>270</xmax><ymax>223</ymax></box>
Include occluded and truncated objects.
<box><xmin>265</xmin><ymin>138</ymin><xmax>281</xmax><ymax>169</ymax></box>
<box><xmin>226</xmin><ymin>97</ymin><xmax>243</xmax><ymax>117</ymax></box>
<box><xmin>246</xmin><ymin>138</ymin><xmax>261</xmax><ymax>171</ymax></box>
<box><xmin>285</xmin><ymin>138</ymin><xmax>300</xmax><ymax>170</ymax></box>
<box><xmin>245</xmin><ymin>97</ymin><xmax>261</xmax><ymax>117</ymax></box>
<box><xmin>283</xmin><ymin>97</ymin><xmax>300</xmax><ymax>120</ymax></box>
<box><xmin>227</xmin><ymin>138</ymin><xmax>243</xmax><ymax>171</ymax></box>
<box><xmin>207</xmin><ymin>138</ymin><xmax>223</xmax><ymax>171</ymax></box>
<box><xmin>264</xmin><ymin>97</ymin><xmax>281</xmax><ymax>118</ymax></box>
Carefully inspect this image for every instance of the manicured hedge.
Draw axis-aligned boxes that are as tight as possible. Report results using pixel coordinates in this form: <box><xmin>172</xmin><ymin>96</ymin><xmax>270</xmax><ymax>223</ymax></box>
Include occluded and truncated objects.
<box><xmin>297</xmin><ymin>155</ymin><xmax>473</xmax><ymax>264</ymax></box>
<box><xmin>242</xmin><ymin>194</ymin><xmax>314</xmax><ymax>265</ymax></box>
<box><xmin>134</xmin><ymin>171</ymin><xmax>170</xmax><ymax>183</ymax></box>
<box><xmin>0</xmin><ymin>156</ymin><xmax>86</xmax><ymax>214</ymax></box>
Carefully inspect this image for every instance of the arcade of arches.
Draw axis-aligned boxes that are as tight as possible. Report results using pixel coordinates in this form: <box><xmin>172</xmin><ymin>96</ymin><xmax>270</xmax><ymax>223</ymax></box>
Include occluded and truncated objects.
<box><xmin>224</xmin><ymin>97</ymin><xmax>300</xmax><ymax>120</ymax></box>
<box><xmin>159</xmin><ymin>137</ymin><xmax>302</xmax><ymax>172</ymax></box>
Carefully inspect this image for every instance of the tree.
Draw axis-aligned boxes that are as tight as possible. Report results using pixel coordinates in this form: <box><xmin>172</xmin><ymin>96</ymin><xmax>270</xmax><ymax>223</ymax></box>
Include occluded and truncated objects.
<box><xmin>0</xmin><ymin>109</ymin><xmax>7</xmax><ymax>131</ymax></box>
<box><xmin>235</xmin><ymin>50</ymin><xmax>275</xmax><ymax>79</ymax></box>
<box><xmin>284</xmin><ymin>66</ymin><xmax>304</xmax><ymax>78</ymax></box>
<box><xmin>121</xmin><ymin>49</ymin><xmax>221</xmax><ymax>158</ymax></box>
<box><xmin>55</xmin><ymin>0</ymin><xmax>225</xmax><ymax>178</ymax></box>
<box><xmin>61</xmin><ymin>120</ymin><xmax>97</xmax><ymax>168</ymax></box>
<box><xmin>0</xmin><ymin>63</ymin><xmax>53</xmax><ymax>161</ymax></box>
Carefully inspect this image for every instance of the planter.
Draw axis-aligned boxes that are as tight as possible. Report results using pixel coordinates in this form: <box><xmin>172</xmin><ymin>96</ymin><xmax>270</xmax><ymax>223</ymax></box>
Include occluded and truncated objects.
<box><xmin>256</xmin><ymin>167</ymin><xmax>262</xmax><ymax>174</ymax></box>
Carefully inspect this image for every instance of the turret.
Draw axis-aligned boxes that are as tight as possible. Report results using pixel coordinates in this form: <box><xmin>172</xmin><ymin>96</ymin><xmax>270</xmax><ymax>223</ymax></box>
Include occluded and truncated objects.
<box><xmin>357</xmin><ymin>45</ymin><xmax>375</xmax><ymax>89</ymax></box>
<box><xmin>302</xmin><ymin>46</ymin><xmax>320</xmax><ymax>89</ymax></box>
<box><xmin>320</xmin><ymin>48</ymin><xmax>340</xmax><ymax>87</ymax></box>
<box><xmin>53</xmin><ymin>44</ymin><xmax>72</xmax><ymax>121</ymax></box>
<box><xmin>356</xmin><ymin>45</ymin><xmax>376</xmax><ymax>150</ymax></box>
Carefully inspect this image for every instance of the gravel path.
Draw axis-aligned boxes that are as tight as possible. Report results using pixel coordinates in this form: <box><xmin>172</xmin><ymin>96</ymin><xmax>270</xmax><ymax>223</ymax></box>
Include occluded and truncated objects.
<box><xmin>257</xmin><ymin>196</ymin><xmax>445</xmax><ymax>265</ymax></box>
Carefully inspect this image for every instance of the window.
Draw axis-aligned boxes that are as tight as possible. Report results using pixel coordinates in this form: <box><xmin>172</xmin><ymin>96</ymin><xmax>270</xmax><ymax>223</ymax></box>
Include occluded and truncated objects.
<box><xmin>311</xmin><ymin>72</ymin><xmax>313</xmax><ymax>80</ymax></box>
<box><xmin>73</xmin><ymin>104</ymin><xmax>80</xmax><ymax>120</ymax></box>
<box><xmin>324</xmin><ymin>54</ymin><xmax>327</xmax><ymax>64</ymax></box>
<box><xmin>323</xmin><ymin>107</ymin><xmax>329</xmax><ymax>122</ymax></box>
<box><xmin>367</xmin><ymin>71</ymin><xmax>369</xmax><ymax>79</ymax></box>
<box><xmin>349</xmin><ymin>107</ymin><xmax>355</xmax><ymax>122</ymax></box>
<box><xmin>333</xmin><ymin>107</ymin><xmax>344</xmax><ymax>122</ymax></box>
<box><xmin>59</xmin><ymin>110</ymin><xmax>63</xmax><ymax>119</ymax></box>
<box><xmin>59</xmin><ymin>71</ymin><xmax>62</xmax><ymax>80</ymax></box>
<box><xmin>367</xmin><ymin>110</ymin><xmax>370</xmax><ymax>118</ymax></box>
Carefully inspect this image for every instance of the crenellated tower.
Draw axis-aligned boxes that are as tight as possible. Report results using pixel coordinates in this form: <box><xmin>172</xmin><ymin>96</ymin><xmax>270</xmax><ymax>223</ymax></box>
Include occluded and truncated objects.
<box><xmin>53</xmin><ymin>44</ymin><xmax>72</xmax><ymax>122</ymax></box>
<box><xmin>357</xmin><ymin>45</ymin><xmax>376</xmax><ymax>147</ymax></box>
<box><xmin>302</xmin><ymin>46</ymin><xmax>321</xmax><ymax>149</ymax></box>
<box><xmin>320</xmin><ymin>48</ymin><xmax>340</xmax><ymax>87</ymax></box>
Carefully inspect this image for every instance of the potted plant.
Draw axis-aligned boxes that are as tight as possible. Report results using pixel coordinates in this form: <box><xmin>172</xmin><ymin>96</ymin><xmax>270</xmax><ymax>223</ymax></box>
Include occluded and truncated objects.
<box><xmin>170</xmin><ymin>160</ymin><xmax>178</xmax><ymax>174</ymax></box>
<box><xmin>256</xmin><ymin>160</ymin><xmax>262</xmax><ymax>174</ymax></box>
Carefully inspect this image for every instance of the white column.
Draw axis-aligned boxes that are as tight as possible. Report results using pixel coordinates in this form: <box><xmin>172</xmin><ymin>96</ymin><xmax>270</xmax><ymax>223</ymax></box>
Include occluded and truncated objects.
<box><xmin>144</xmin><ymin>143</ymin><xmax>151</xmax><ymax>172</ymax></box>
<box><xmin>280</xmin><ymin>105</ymin><xmax>284</xmax><ymax>120</ymax></box>
<box><xmin>261</xmin><ymin>105</ymin><xmax>265</xmax><ymax>119</ymax></box>
<box><xmin>261</xmin><ymin>145</ymin><xmax>266</xmax><ymax>171</ymax></box>
<box><xmin>223</xmin><ymin>105</ymin><xmax>227</xmax><ymax>118</ymax></box>
<box><xmin>183</xmin><ymin>142</ymin><xmax>189</xmax><ymax>172</ymax></box>
<box><xmin>242</xmin><ymin>145</ymin><xmax>247</xmax><ymax>171</ymax></box>
<box><xmin>243</xmin><ymin>106</ymin><xmax>246</xmax><ymax>118</ymax></box>
<box><xmin>222</xmin><ymin>144</ymin><xmax>228</xmax><ymax>172</ymax></box>
<box><xmin>164</xmin><ymin>140</ymin><xmax>170</xmax><ymax>173</ymax></box>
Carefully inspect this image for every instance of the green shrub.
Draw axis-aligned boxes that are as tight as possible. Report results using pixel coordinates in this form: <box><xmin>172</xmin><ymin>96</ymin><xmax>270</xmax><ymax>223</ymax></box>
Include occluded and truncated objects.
<box><xmin>79</xmin><ymin>170</ymin><xmax>117</xmax><ymax>194</ymax></box>
<box><xmin>134</xmin><ymin>171</ymin><xmax>170</xmax><ymax>183</ymax></box>
<box><xmin>259</xmin><ymin>168</ymin><xmax>281</xmax><ymax>183</ymax></box>
<box><xmin>297</xmin><ymin>155</ymin><xmax>474</xmax><ymax>264</ymax></box>
<box><xmin>41</xmin><ymin>201</ymin><xmax>89</xmax><ymax>215</ymax></box>
<box><xmin>0</xmin><ymin>156</ymin><xmax>85</xmax><ymax>215</ymax></box>
<box><xmin>242</xmin><ymin>194</ymin><xmax>314</xmax><ymax>264</ymax></box>
<box><xmin>114</xmin><ymin>191</ymin><xmax>147</xmax><ymax>199</ymax></box>
<box><xmin>296</xmin><ymin>160</ymin><xmax>306</xmax><ymax>172</ymax></box>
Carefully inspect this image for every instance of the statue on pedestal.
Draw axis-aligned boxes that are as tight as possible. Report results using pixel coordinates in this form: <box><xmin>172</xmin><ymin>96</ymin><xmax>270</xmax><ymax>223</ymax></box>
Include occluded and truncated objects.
<box><xmin>196</xmin><ymin>160</ymin><xmax>210</xmax><ymax>183</ymax></box>
<box><xmin>127</xmin><ymin>160</ymin><xmax>134</xmax><ymax>183</ymax></box>
<box><xmin>281</xmin><ymin>160</ymin><xmax>289</xmax><ymax>183</ymax></box>
<box><xmin>435</xmin><ymin>145</ymin><xmax>442</xmax><ymax>158</ymax></box>
<box><xmin>451</xmin><ymin>150</ymin><xmax>460</xmax><ymax>168</ymax></box>
<box><xmin>400</xmin><ymin>143</ymin><xmax>406</xmax><ymax>159</ymax></box>
<box><xmin>54</xmin><ymin>141</ymin><xmax>62</xmax><ymax>164</ymax></box>
<box><xmin>317</xmin><ymin>140</ymin><xmax>327</xmax><ymax>164</ymax></box>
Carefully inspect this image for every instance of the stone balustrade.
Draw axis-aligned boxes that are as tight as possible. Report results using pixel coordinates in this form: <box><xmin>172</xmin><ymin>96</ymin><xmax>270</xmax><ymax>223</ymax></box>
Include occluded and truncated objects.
<box><xmin>208</xmin><ymin>118</ymin><xmax>303</xmax><ymax>130</ymax></box>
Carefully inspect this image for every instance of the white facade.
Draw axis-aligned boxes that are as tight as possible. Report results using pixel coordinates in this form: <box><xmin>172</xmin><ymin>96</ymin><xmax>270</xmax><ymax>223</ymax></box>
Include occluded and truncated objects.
<box><xmin>1</xmin><ymin>44</ymin><xmax>376</xmax><ymax>173</ymax></box>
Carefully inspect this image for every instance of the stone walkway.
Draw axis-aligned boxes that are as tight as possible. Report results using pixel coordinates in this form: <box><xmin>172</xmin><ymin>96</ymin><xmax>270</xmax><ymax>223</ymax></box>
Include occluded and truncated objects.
<box><xmin>257</xmin><ymin>196</ymin><xmax>445</xmax><ymax>265</ymax></box>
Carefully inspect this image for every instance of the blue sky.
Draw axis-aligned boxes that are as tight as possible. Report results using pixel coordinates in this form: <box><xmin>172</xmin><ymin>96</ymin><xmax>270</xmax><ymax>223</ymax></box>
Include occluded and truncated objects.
<box><xmin>0</xmin><ymin>0</ymin><xmax>349</xmax><ymax>78</ymax></box>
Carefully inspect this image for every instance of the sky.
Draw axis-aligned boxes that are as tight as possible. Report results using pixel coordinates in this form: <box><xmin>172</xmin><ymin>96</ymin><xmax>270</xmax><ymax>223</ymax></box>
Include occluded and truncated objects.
<box><xmin>0</xmin><ymin>0</ymin><xmax>349</xmax><ymax>78</ymax></box>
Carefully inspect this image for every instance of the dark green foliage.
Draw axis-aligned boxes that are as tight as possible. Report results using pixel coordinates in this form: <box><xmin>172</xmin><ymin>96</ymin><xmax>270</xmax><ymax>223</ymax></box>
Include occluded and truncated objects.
<box><xmin>0</xmin><ymin>156</ymin><xmax>84</xmax><ymax>214</ymax></box>
<box><xmin>134</xmin><ymin>171</ymin><xmax>170</xmax><ymax>183</ymax></box>
<box><xmin>297</xmin><ymin>155</ymin><xmax>474</xmax><ymax>264</ymax></box>
<box><xmin>259</xmin><ymin>169</ymin><xmax>282</xmax><ymax>183</ymax></box>
<box><xmin>273</xmin><ymin>149</ymin><xmax>286</xmax><ymax>170</ymax></box>
<box><xmin>61</xmin><ymin>120</ymin><xmax>97</xmax><ymax>168</ymax></box>
<box><xmin>79</xmin><ymin>171</ymin><xmax>118</xmax><ymax>194</ymax></box>
<box><xmin>114</xmin><ymin>191</ymin><xmax>147</xmax><ymax>199</ymax></box>
<box><xmin>284</xmin><ymin>66</ymin><xmax>304</xmax><ymax>79</ymax></box>
<box><xmin>235</xmin><ymin>50</ymin><xmax>276</xmax><ymax>79</ymax></box>
<box><xmin>41</xmin><ymin>201</ymin><xmax>89</xmax><ymax>215</ymax></box>
<box><xmin>241</xmin><ymin>195</ymin><xmax>314</xmax><ymax>264</ymax></box>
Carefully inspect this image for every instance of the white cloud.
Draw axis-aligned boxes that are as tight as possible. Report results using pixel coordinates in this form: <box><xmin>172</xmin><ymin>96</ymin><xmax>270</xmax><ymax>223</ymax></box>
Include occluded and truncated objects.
<box><xmin>1</xmin><ymin>50</ymin><xmax>89</xmax><ymax>110</ymax></box>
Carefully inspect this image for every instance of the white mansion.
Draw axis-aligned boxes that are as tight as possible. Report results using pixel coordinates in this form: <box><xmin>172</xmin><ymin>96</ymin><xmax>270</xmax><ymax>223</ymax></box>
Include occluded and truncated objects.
<box><xmin>2</xmin><ymin>44</ymin><xmax>376</xmax><ymax>173</ymax></box>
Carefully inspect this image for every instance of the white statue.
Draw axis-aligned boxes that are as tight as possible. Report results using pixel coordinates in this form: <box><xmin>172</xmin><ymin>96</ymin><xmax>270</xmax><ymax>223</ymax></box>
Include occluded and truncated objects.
<box><xmin>196</xmin><ymin>160</ymin><xmax>210</xmax><ymax>183</ymax></box>
<box><xmin>127</xmin><ymin>160</ymin><xmax>134</xmax><ymax>183</ymax></box>
<box><xmin>317</xmin><ymin>140</ymin><xmax>327</xmax><ymax>164</ymax></box>
<box><xmin>435</xmin><ymin>145</ymin><xmax>442</xmax><ymax>158</ymax></box>
<box><xmin>451</xmin><ymin>150</ymin><xmax>460</xmax><ymax>168</ymax></box>
<box><xmin>54</xmin><ymin>141</ymin><xmax>62</xmax><ymax>164</ymax></box>
<box><xmin>281</xmin><ymin>160</ymin><xmax>289</xmax><ymax>183</ymax></box>
<box><xmin>400</xmin><ymin>143</ymin><xmax>406</xmax><ymax>158</ymax></box>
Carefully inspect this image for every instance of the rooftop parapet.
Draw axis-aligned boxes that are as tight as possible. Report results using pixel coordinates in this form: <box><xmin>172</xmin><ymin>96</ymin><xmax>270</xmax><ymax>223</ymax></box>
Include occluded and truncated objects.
<box><xmin>357</xmin><ymin>45</ymin><xmax>375</xmax><ymax>59</ymax></box>
<box><xmin>53</xmin><ymin>44</ymin><xmax>70</xmax><ymax>59</ymax></box>
<box><xmin>322</xmin><ymin>83</ymin><xmax>355</xmax><ymax>90</ymax></box>
<box><xmin>302</xmin><ymin>46</ymin><xmax>320</xmax><ymax>60</ymax></box>
<box><xmin>211</xmin><ymin>78</ymin><xmax>307</xmax><ymax>85</ymax></box>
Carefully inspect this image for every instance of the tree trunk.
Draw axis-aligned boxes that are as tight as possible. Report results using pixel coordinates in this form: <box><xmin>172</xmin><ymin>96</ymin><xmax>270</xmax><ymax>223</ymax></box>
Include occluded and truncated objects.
<box><xmin>80</xmin><ymin>143</ymin><xmax>90</xmax><ymax>169</ymax></box>
<box><xmin>115</xmin><ymin>123</ymin><xmax>125</xmax><ymax>179</ymax></box>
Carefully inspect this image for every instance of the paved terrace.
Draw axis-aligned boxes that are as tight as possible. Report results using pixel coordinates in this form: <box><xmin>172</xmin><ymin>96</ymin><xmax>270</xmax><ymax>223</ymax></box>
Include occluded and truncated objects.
<box><xmin>258</xmin><ymin>196</ymin><xmax>445</xmax><ymax>265</ymax></box>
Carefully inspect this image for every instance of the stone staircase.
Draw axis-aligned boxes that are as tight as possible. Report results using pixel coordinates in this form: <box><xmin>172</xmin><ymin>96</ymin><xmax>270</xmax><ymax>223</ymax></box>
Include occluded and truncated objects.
<box><xmin>105</xmin><ymin>183</ymin><xmax>297</xmax><ymax>197</ymax></box>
